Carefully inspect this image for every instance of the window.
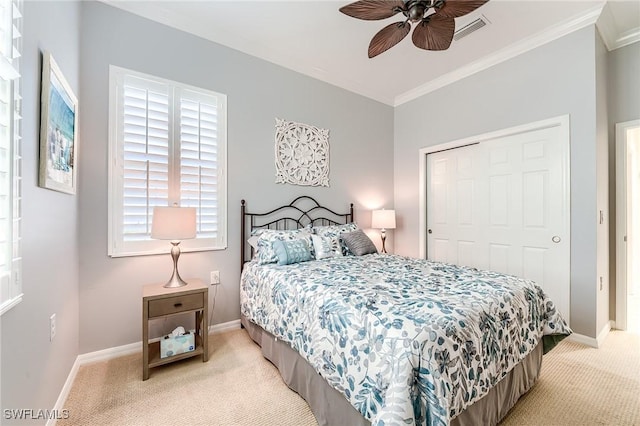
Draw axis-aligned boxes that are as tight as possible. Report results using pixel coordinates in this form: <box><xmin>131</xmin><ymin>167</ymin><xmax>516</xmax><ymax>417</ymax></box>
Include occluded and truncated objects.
<box><xmin>0</xmin><ymin>0</ymin><xmax>22</xmax><ymax>315</ymax></box>
<box><xmin>108</xmin><ymin>66</ymin><xmax>227</xmax><ymax>257</ymax></box>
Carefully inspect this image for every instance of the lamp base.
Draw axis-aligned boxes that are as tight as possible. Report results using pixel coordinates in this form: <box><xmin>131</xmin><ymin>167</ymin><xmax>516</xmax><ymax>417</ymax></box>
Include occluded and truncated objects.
<box><xmin>380</xmin><ymin>229</ymin><xmax>387</xmax><ymax>254</ymax></box>
<box><xmin>163</xmin><ymin>273</ymin><xmax>188</xmax><ymax>288</ymax></box>
<box><xmin>163</xmin><ymin>241</ymin><xmax>189</xmax><ymax>288</ymax></box>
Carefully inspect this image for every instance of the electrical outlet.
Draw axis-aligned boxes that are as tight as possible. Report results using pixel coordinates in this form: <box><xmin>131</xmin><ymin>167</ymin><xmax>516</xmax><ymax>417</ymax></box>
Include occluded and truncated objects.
<box><xmin>210</xmin><ymin>271</ymin><xmax>220</xmax><ymax>285</ymax></box>
<box><xmin>50</xmin><ymin>314</ymin><xmax>56</xmax><ymax>342</ymax></box>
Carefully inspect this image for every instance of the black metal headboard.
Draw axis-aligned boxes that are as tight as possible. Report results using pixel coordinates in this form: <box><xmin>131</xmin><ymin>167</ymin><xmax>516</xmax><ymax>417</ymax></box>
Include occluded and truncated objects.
<box><xmin>241</xmin><ymin>196</ymin><xmax>354</xmax><ymax>270</ymax></box>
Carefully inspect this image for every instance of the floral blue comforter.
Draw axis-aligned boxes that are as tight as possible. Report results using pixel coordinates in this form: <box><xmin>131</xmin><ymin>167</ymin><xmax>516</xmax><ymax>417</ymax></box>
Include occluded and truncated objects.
<box><xmin>240</xmin><ymin>254</ymin><xmax>571</xmax><ymax>425</ymax></box>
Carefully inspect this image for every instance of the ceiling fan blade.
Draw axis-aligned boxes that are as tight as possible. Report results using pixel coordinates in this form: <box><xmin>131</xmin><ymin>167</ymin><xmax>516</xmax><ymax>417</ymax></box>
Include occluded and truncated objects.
<box><xmin>436</xmin><ymin>0</ymin><xmax>489</xmax><ymax>19</ymax></box>
<box><xmin>368</xmin><ymin>21</ymin><xmax>411</xmax><ymax>58</ymax></box>
<box><xmin>412</xmin><ymin>15</ymin><xmax>455</xmax><ymax>51</ymax></box>
<box><xmin>339</xmin><ymin>0</ymin><xmax>405</xmax><ymax>20</ymax></box>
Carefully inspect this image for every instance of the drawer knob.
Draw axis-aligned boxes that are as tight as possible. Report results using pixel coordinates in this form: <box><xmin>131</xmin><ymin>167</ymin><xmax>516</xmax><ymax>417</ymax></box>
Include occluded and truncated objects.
<box><xmin>174</xmin><ymin>302</ymin><xmax>183</xmax><ymax>308</ymax></box>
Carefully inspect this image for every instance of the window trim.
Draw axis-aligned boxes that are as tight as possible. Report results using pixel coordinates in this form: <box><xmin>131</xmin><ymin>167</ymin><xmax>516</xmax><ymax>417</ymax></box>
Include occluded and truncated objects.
<box><xmin>0</xmin><ymin>0</ymin><xmax>22</xmax><ymax>316</ymax></box>
<box><xmin>107</xmin><ymin>65</ymin><xmax>227</xmax><ymax>258</ymax></box>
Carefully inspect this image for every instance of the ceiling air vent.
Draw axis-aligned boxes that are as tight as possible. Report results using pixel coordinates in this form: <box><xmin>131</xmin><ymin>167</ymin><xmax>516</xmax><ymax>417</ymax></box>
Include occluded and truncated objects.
<box><xmin>453</xmin><ymin>15</ymin><xmax>489</xmax><ymax>41</ymax></box>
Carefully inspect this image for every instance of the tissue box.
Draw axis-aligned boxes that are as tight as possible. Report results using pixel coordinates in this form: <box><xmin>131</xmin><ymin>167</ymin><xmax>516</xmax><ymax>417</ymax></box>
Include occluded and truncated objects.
<box><xmin>160</xmin><ymin>332</ymin><xmax>195</xmax><ymax>358</ymax></box>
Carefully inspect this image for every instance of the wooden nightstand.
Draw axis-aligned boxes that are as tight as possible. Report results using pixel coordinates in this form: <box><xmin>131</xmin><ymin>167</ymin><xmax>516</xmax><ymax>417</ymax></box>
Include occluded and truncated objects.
<box><xmin>142</xmin><ymin>279</ymin><xmax>209</xmax><ymax>380</ymax></box>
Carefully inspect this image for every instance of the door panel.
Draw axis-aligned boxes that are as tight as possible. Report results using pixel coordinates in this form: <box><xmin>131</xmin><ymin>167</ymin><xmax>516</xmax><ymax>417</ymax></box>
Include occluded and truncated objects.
<box><xmin>489</xmin><ymin>243</ymin><xmax>510</xmax><ymax>275</ymax></box>
<box><xmin>458</xmin><ymin>240</ymin><xmax>475</xmax><ymax>267</ymax></box>
<box><xmin>522</xmin><ymin>171</ymin><xmax>546</xmax><ymax>228</ymax></box>
<box><xmin>433</xmin><ymin>238</ymin><xmax>450</xmax><ymax>263</ymax></box>
<box><xmin>489</xmin><ymin>175</ymin><xmax>509</xmax><ymax>226</ymax></box>
<box><xmin>427</xmin><ymin>144</ymin><xmax>482</xmax><ymax>268</ymax></box>
<box><xmin>523</xmin><ymin>246</ymin><xmax>546</xmax><ymax>285</ymax></box>
<box><xmin>426</xmin><ymin>124</ymin><xmax>569</xmax><ymax>321</ymax></box>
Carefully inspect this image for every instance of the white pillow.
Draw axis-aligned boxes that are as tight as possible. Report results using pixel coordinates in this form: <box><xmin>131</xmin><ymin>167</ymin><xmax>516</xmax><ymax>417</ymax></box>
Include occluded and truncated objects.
<box><xmin>313</xmin><ymin>223</ymin><xmax>359</xmax><ymax>255</ymax></box>
<box><xmin>248</xmin><ymin>235</ymin><xmax>259</xmax><ymax>250</ymax></box>
<box><xmin>311</xmin><ymin>235</ymin><xmax>343</xmax><ymax>260</ymax></box>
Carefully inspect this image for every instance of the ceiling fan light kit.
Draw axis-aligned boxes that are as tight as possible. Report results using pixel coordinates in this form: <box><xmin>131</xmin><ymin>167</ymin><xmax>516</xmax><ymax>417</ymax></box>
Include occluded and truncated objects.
<box><xmin>339</xmin><ymin>0</ymin><xmax>489</xmax><ymax>58</ymax></box>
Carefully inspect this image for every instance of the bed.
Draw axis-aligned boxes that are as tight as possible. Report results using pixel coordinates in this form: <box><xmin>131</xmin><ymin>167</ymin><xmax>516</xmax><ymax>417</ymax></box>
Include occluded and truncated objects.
<box><xmin>239</xmin><ymin>197</ymin><xmax>571</xmax><ymax>426</ymax></box>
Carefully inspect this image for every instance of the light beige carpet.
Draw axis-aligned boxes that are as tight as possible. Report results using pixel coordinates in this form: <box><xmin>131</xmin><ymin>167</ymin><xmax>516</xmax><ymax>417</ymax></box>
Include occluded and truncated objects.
<box><xmin>60</xmin><ymin>330</ymin><xmax>316</xmax><ymax>426</ymax></box>
<box><xmin>499</xmin><ymin>330</ymin><xmax>640</xmax><ymax>426</ymax></box>
<box><xmin>60</xmin><ymin>329</ymin><xmax>639</xmax><ymax>426</ymax></box>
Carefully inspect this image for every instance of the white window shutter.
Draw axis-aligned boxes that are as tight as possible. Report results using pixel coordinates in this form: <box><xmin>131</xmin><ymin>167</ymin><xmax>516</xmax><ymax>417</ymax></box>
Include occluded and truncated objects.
<box><xmin>121</xmin><ymin>77</ymin><xmax>170</xmax><ymax>242</ymax></box>
<box><xmin>179</xmin><ymin>89</ymin><xmax>225</xmax><ymax>246</ymax></box>
<box><xmin>109</xmin><ymin>67</ymin><xmax>227</xmax><ymax>257</ymax></box>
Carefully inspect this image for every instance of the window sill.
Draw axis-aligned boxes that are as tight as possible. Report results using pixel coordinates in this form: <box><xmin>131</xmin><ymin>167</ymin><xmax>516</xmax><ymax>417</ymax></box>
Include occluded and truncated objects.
<box><xmin>1</xmin><ymin>293</ymin><xmax>23</xmax><ymax>316</ymax></box>
<box><xmin>108</xmin><ymin>244</ymin><xmax>227</xmax><ymax>258</ymax></box>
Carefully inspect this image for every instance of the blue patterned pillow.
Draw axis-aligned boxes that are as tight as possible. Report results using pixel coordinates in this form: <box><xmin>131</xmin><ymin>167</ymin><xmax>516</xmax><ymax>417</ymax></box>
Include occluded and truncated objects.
<box><xmin>254</xmin><ymin>228</ymin><xmax>312</xmax><ymax>265</ymax></box>
<box><xmin>272</xmin><ymin>239</ymin><xmax>313</xmax><ymax>265</ymax></box>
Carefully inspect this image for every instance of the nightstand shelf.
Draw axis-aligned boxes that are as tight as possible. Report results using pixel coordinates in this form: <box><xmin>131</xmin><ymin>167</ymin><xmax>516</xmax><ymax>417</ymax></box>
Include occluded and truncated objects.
<box><xmin>147</xmin><ymin>335</ymin><xmax>205</xmax><ymax>369</ymax></box>
<box><xmin>142</xmin><ymin>279</ymin><xmax>208</xmax><ymax>380</ymax></box>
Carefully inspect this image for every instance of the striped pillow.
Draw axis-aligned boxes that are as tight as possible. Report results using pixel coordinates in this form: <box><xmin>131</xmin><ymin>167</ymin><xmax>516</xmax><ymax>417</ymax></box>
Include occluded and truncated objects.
<box><xmin>341</xmin><ymin>229</ymin><xmax>377</xmax><ymax>256</ymax></box>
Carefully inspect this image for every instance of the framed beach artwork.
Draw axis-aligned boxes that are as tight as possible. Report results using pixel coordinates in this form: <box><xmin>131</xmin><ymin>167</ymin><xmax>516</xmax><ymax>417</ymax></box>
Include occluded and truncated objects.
<box><xmin>39</xmin><ymin>51</ymin><xmax>78</xmax><ymax>195</ymax></box>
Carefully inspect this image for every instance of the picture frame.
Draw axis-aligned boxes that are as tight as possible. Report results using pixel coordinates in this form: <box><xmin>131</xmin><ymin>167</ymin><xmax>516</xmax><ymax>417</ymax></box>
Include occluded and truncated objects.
<box><xmin>39</xmin><ymin>51</ymin><xmax>78</xmax><ymax>195</ymax></box>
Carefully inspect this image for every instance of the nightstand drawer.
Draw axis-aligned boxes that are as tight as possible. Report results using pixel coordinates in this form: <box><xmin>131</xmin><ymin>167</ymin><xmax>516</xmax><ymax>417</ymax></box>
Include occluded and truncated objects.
<box><xmin>148</xmin><ymin>293</ymin><xmax>204</xmax><ymax>318</ymax></box>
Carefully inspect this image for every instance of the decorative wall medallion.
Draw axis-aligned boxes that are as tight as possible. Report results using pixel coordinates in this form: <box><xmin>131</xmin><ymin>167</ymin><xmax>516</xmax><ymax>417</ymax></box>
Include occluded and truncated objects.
<box><xmin>275</xmin><ymin>118</ymin><xmax>330</xmax><ymax>187</ymax></box>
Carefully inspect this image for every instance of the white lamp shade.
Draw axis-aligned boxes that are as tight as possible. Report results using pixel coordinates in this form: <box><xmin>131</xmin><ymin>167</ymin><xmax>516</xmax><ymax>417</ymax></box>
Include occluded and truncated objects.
<box><xmin>371</xmin><ymin>209</ymin><xmax>396</xmax><ymax>229</ymax></box>
<box><xmin>151</xmin><ymin>206</ymin><xmax>197</xmax><ymax>240</ymax></box>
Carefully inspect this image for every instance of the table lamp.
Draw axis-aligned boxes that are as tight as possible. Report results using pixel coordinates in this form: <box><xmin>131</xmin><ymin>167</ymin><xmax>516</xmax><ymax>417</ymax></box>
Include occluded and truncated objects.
<box><xmin>151</xmin><ymin>206</ymin><xmax>197</xmax><ymax>288</ymax></box>
<box><xmin>371</xmin><ymin>209</ymin><xmax>396</xmax><ymax>254</ymax></box>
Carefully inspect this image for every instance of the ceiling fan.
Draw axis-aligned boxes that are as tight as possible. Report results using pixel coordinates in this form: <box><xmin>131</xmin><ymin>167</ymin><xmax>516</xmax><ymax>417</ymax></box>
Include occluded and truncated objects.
<box><xmin>339</xmin><ymin>0</ymin><xmax>489</xmax><ymax>58</ymax></box>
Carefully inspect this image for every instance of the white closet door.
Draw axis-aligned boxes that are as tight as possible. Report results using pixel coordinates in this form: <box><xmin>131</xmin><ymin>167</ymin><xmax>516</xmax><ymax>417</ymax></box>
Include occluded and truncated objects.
<box><xmin>426</xmin><ymin>143</ymin><xmax>484</xmax><ymax>268</ymax></box>
<box><xmin>426</xmin><ymin>125</ymin><xmax>570</xmax><ymax>321</ymax></box>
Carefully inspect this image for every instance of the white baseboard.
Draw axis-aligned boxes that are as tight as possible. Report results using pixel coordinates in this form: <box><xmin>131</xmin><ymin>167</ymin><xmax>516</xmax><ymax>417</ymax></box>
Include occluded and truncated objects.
<box><xmin>48</xmin><ymin>319</ymin><xmax>242</xmax><ymax>425</ymax></box>
<box><xmin>567</xmin><ymin>321</ymin><xmax>612</xmax><ymax>348</ymax></box>
<box><xmin>568</xmin><ymin>333</ymin><xmax>598</xmax><ymax>347</ymax></box>
<box><xmin>596</xmin><ymin>321</ymin><xmax>613</xmax><ymax>347</ymax></box>
<box><xmin>209</xmin><ymin>319</ymin><xmax>241</xmax><ymax>334</ymax></box>
<box><xmin>75</xmin><ymin>319</ymin><xmax>242</xmax><ymax>365</ymax></box>
<box><xmin>77</xmin><ymin>341</ymin><xmax>142</xmax><ymax>365</ymax></box>
<box><xmin>46</xmin><ymin>358</ymin><xmax>80</xmax><ymax>426</ymax></box>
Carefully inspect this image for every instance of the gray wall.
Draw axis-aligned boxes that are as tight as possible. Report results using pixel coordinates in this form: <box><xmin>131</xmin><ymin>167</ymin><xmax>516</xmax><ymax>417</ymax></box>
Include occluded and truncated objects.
<box><xmin>607</xmin><ymin>42</ymin><xmax>640</xmax><ymax>319</ymax></box>
<box><xmin>393</xmin><ymin>27</ymin><xmax>600</xmax><ymax>337</ymax></box>
<box><xmin>595</xmin><ymin>31</ymin><xmax>610</xmax><ymax>334</ymax></box>
<box><xmin>78</xmin><ymin>2</ymin><xmax>394</xmax><ymax>353</ymax></box>
<box><xmin>1</xmin><ymin>1</ymin><xmax>81</xmax><ymax>422</ymax></box>
<box><xmin>608</xmin><ymin>42</ymin><xmax>640</xmax><ymax>124</ymax></box>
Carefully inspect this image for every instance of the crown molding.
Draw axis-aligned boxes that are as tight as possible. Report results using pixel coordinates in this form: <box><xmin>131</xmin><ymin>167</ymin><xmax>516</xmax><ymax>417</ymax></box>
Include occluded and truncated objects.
<box><xmin>394</xmin><ymin>2</ymin><xmax>605</xmax><ymax>107</ymax></box>
<box><xmin>597</xmin><ymin>2</ymin><xmax>640</xmax><ymax>51</ymax></box>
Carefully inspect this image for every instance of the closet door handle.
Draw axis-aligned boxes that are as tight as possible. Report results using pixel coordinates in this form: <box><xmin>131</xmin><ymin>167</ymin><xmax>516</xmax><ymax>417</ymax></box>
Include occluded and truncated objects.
<box><xmin>552</xmin><ymin>236</ymin><xmax>561</xmax><ymax>243</ymax></box>
<box><xmin>428</xmin><ymin>229</ymin><xmax>433</xmax><ymax>234</ymax></box>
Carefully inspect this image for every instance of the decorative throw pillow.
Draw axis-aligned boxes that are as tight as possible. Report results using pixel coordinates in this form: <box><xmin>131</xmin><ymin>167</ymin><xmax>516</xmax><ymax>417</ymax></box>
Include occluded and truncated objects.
<box><xmin>312</xmin><ymin>223</ymin><xmax>358</xmax><ymax>238</ymax></box>
<box><xmin>254</xmin><ymin>229</ymin><xmax>312</xmax><ymax>265</ymax></box>
<box><xmin>247</xmin><ymin>236</ymin><xmax>259</xmax><ymax>250</ymax></box>
<box><xmin>272</xmin><ymin>239</ymin><xmax>313</xmax><ymax>266</ymax></box>
<box><xmin>341</xmin><ymin>229</ymin><xmax>378</xmax><ymax>256</ymax></box>
<box><xmin>311</xmin><ymin>235</ymin><xmax>343</xmax><ymax>260</ymax></box>
<box><xmin>313</xmin><ymin>223</ymin><xmax>359</xmax><ymax>255</ymax></box>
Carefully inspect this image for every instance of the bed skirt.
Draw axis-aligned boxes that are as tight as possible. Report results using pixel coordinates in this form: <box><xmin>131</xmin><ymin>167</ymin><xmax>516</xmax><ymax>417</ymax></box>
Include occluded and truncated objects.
<box><xmin>241</xmin><ymin>315</ymin><xmax>543</xmax><ymax>426</ymax></box>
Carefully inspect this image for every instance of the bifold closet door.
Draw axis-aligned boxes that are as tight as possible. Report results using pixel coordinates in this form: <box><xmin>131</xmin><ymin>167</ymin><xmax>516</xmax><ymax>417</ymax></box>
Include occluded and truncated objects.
<box><xmin>426</xmin><ymin>124</ymin><xmax>569</xmax><ymax>321</ymax></box>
